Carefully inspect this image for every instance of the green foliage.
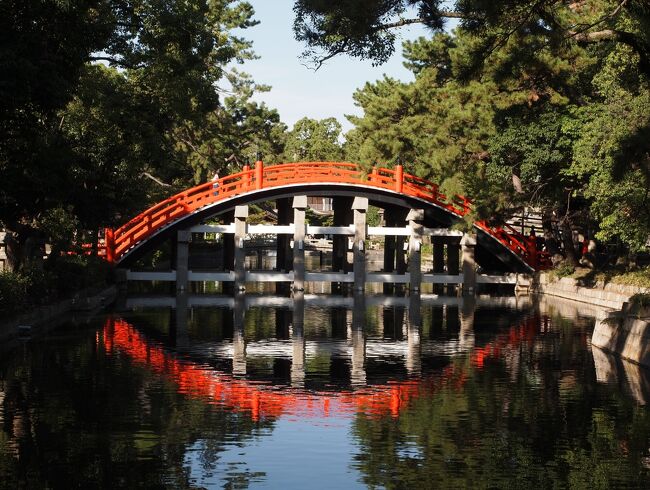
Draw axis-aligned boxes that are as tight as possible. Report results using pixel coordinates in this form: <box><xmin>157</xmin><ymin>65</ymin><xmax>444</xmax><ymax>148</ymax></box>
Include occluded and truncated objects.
<box><xmin>0</xmin><ymin>271</ymin><xmax>31</xmax><ymax>315</ymax></box>
<box><xmin>296</xmin><ymin>0</ymin><xmax>650</xmax><ymax>259</ymax></box>
<box><xmin>610</xmin><ymin>268</ymin><xmax>650</xmax><ymax>289</ymax></box>
<box><xmin>1</xmin><ymin>0</ymin><xmax>288</xmax><ymax>271</ymax></box>
<box><xmin>553</xmin><ymin>261</ymin><xmax>577</xmax><ymax>279</ymax></box>
<box><xmin>282</xmin><ymin>117</ymin><xmax>344</xmax><ymax>162</ymax></box>
<box><xmin>0</xmin><ymin>256</ymin><xmax>110</xmax><ymax>316</ymax></box>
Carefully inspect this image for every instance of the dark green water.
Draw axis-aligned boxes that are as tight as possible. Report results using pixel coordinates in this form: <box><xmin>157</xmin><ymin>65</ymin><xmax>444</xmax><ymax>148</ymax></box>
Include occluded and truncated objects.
<box><xmin>1</xmin><ymin>293</ymin><xmax>650</xmax><ymax>489</ymax></box>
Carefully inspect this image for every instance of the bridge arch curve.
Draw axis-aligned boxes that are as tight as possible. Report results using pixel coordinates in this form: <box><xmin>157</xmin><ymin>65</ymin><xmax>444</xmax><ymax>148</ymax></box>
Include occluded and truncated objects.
<box><xmin>106</xmin><ymin>162</ymin><xmax>543</xmax><ymax>272</ymax></box>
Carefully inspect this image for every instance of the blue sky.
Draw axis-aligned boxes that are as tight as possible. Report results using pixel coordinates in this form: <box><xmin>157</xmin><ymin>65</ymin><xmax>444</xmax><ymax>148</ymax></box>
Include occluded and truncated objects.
<box><xmin>238</xmin><ymin>0</ymin><xmax>431</xmax><ymax>133</ymax></box>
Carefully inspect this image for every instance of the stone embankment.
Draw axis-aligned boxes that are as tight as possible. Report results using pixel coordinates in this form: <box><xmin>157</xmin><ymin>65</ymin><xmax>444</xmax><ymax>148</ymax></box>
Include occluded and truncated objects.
<box><xmin>530</xmin><ymin>273</ymin><xmax>650</xmax><ymax>368</ymax></box>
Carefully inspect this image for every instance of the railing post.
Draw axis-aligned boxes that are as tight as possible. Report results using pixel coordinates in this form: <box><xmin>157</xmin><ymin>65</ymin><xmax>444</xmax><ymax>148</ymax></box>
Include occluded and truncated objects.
<box><xmin>243</xmin><ymin>164</ymin><xmax>251</xmax><ymax>190</ymax></box>
<box><xmin>395</xmin><ymin>165</ymin><xmax>403</xmax><ymax>193</ymax></box>
<box><xmin>104</xmin><ymin>228</ymin><xmax>115</xmax><ymax>264</ymax></box>
<box><xmin>255</xmin><ymin>160</ymin><xmax>264</xmax><ymax>190</ymax></box>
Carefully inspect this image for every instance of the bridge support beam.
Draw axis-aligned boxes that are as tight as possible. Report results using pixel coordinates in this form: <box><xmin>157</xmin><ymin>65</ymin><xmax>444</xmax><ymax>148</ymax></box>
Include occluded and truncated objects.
<box><xmin>461</xmin><ymin>233</ymin><xmax>477</xmax><ymax>296</ymax></box>
<box><xmin>447</xmin><ymin>237</ymin><xmax>461</xmax><ymax>294</ymax></box>
<box><xmin>234</xmin><ymin>205</ymin><xmax>248</xmax><ymax>291</ymax></box>
<box><xmin>352</xmin><ymin>197</ymin><xmax>368</xmax><ymax>291</ymax></box>
<box><xmin>432</xmin><ymin>237</ymin><xmax>445</xmax><ymax>294</ymax></box>
<box><xmin>291</xmin><ymin>292</ymin><xmax>305</xmax><ymax>387</ymax></box>
<box><xmin>383</xmin><ymin>207</ymin><xmax>408</xmax><ymax>293</ymax></box>
<box><xmin>176</xmin><ymin>230</ymin><xmax>191</xmax><ymax>292</ymax></box>
<box><xmin>171</xmin><ymin>290</ymin><xmax>189</xmax><ymax>348</ymax></box>
<box><xmin>407</xmin><ymin>293</ymin><xmax>422</xmax><ymax>376</ymax></box>
<box><xmin>351</xmin><ymin>292</ymin><xmax>366</xmax><ymax>386</ymax></box>
<box><xmin>276</xmin><ymin>198</ymin><xmax>292</xmax><ymax>294</ymax></box>
<box><xmin>222</xmin><ymin>210</ymin><xmax>235</xmax><ymax>294</ymax></box>
<box><xmin>332</xmin><ymin>197</ymin><xmax>353</xmax><ymax>274</ymax></box>
<box><xmin>408</xmin><ymin>209</ymin><xmax>424</xmax><ymax>291</ymax></box>
<box><xmin>233</xmin><ymin>293</ymin><xmax>247</xmax><ymax>376</ymax></box>
<box><xmin>293</xmin><ymin>196</ymin><xmax>307</xmax><ymax>291</ymax></box>
<box><xmin>460</xmin><ymin>296</ymin><xmax>476</xmax><ymax>349</ymax></box>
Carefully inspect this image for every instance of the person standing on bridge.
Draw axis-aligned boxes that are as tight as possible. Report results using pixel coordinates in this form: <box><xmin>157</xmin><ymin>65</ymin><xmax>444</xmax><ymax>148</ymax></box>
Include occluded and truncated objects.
<box><xmin>212</xmin><ymin>171</ymin><xmax>219</xmax><ymax>195</ymax></box>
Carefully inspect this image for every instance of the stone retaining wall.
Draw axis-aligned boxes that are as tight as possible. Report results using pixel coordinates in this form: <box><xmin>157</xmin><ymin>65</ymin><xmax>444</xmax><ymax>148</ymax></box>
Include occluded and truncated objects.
<box><xmin>531</xmin><ymin>273</ymin><xmax>650</xmax><ymax>368</ymax></box>
<box><xmin>531</xmin><ymin>274</ymin><xmax>648</xmax><ymax>310</ymax></box>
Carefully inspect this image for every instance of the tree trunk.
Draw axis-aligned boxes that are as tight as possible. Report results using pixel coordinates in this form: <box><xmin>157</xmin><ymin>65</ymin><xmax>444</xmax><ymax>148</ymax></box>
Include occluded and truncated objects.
<box><xmin>559</xmin><ymin>218</ymin><xmax>579</xmax><ymax>265</ymax></box>
<box><xmin>541</xmin><ymin>210</ymin><xmax>560</xmax><ymax>256</ymax></box>
<box><xmin>4</xmin><ymin>225</ymin><xmax>44</xmax><ymax>272</ymax></box>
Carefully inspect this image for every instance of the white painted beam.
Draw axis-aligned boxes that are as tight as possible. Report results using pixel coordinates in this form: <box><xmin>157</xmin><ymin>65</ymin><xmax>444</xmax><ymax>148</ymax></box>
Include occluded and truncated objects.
<box><xmin>422</xmin><ymin>274</ymin><xmax>464</xmax><ymax>284</ymax></box>
<box><xmin>188</xmin><ymin>271</ymin><xmax>235</xmax><ymax>282</ymax></box>
<box><xmin>126</xmin><ymin>270</ymin><xmax>177</xmax><ymax>281</ymax></box>
<box><xmin>307</xmin><ymin>225</ymin><xmax>354</xmax><ymax>235</ymax></box>
<box><xmin>247</xmin><ymin>224</ymin><xmax>294</xmax><ymax>235</ymax></box>
<box><xmin>190</xmin><ymin>224</ymin><xmax>234</xmax><ymax>233</ymax></box>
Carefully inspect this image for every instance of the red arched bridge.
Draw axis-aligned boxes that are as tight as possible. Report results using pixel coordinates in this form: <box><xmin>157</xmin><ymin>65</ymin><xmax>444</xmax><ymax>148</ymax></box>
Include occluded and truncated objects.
<box><xmin>102</xmin><ymin>161</ymin><xmax>549</xmax><ymax>273</ymax></box>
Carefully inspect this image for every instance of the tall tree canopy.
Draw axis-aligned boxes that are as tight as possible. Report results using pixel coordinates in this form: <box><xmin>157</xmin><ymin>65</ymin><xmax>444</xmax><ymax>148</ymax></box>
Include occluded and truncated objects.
<box><xmin>283</xmin><ymin>117</ymin><xmax>344</xmax><ymax>162</ymax></box>
<box><xmin>0</xmin><ymin>0</ymin><xmax>288</xmax><ymax>269</ymax></box>
<box><xmin>294</xmin><ymin>0</ymin><xmax>650</xmax><ymax>74</ymax></box>
<box><xmin>304</xmin><ymin>1</ymin><xmax>650</xmax><ymax>256</ymax></box>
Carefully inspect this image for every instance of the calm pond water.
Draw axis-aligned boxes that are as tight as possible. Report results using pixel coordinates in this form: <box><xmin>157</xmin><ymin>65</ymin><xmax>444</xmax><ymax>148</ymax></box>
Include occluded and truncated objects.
<box><xmin>2</xmin><ymin>292</ymin><xmax>650</xmax><ymax>489</ymax></box>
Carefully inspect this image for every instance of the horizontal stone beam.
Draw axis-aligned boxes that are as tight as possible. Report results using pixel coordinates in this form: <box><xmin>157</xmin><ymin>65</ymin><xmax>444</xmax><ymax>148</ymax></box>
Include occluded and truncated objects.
<box><xmin>476</xmin><ymin>274</ymin><xmax>518</xmax><ymax>284</ymax></box>
<box><xmin>307</xmin><ymin>225</ymin><xmax>354</xmax><ymax>235</ymax></box>
<box><xmin>422</xmin><ymin>274</ymin><xmax>464</xmax><ymax>284</ymax></box>
<box><xmin>126</xmin><ymin>270</ymin><xmax>177</xmax><ymax>281</ymax></box>
<box><xmin>190</xmin><ymin>224</ymin><xmax>234</xmax><ymax>233</ymax></box>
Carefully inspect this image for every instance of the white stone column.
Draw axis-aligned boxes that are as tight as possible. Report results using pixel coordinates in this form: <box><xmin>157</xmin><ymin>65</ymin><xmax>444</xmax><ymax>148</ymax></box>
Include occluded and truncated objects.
<box><xmin>292</xmin><ymin>196</ymin><xmax>307</xmax><ymax>291</ymax></box>
<box><xmin>352</xmin><ymin>197</ymin><xmax>368</xmax><ymax>291</ymax></box>
<box><xmin>234</xmin><ymin>206</ymin><xmax>248</xmax><ymax>291</ymax></box>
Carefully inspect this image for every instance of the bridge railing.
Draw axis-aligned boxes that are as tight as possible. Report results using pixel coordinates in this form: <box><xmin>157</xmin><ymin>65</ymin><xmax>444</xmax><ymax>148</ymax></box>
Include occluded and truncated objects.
<box><xmin>108</xmin><ymin>161</ymin><xmax>549</xmax><ymax>269</ymax></box>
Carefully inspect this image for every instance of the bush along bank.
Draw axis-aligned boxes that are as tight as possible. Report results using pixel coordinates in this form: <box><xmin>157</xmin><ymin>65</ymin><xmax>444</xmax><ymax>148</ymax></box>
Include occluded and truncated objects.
<box><xmin>0</xmin><ymin>255</ymin><xmax>115</xmax><ymax>341</ymax></box>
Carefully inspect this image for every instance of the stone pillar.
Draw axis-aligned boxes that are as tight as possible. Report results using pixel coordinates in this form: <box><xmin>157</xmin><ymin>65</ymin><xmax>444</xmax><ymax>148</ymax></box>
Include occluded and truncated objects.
<box><xmin>384</xmin><ymin>207</ymin><xmax>408</xmax><ymax>293</ymax></box>
<box><xmin>383</xmin><ymin>306</ymin><xmax>405</xmax><ymax>340</ymax></box>
<box><xmin>234</xmin><ymin>205</ymin><xmax>248</xmax><ymax>291</ymax></box>
<box><xmin>352</xmin><ymin>197</ymin><xmax>368</xmax><ymax>291</ymax></box>
<box><xmin>460</xmin><ymin>295</ymin><xmax>476</xmax><ymax>350</ymax></box>
<box><xmin>115</xmin><ymin>268</ymin><xmax>128</xmax><ymax>297</ymax></box>
<box><xmin>396</xmin><ymin>236</ymin><xmax>407</xmax><ymax>275</ymax></box>
<box><xmin>461</xmin><ymin>233</ymin><xmax>477</xmax><ymax>296</ymax></box>
<box><xmin>406</xmin><ymin>293</ymin><xmax>421</xmax><ymax>376</ymax></box>
<box><xmin>407</xmin><ymin>209</ymin><xmax>424</xmax><ymax>291</ymax></box>
<box><xmin>232</xmin><ymin>293</ymin><xmax>246</xmax><ymax>376</ymax></box>
<box><xmin>176</xmin><ymin>230</ymin><xmax>191</xmax><ymax>292</ymax></box>
<box><xmin>172</xmin><ymin>290</ymin><xmax>190</xmax><ymax>349</ymax></box>
<box><xmin>293</xmin><ymin>196</ymin><xmax>307</xmax><ymax>291</ymax></box>
<box><xmin>351</xmin><ymin>292</ymin><xmax>366</xmax><ymax>386</ymax></box>
<box><xmin>222</xmin><ymin>210</ymin><xmax>235</xmax><ymax>295</ymax></box>
<box><xmin>332</xmin><ymin>197</ymin><xmax>353</xmax><ymax>273</ymax></box>
<box><xmin>447</xmin><ymin>237</ymin><xmax>460</xmax><ymax>294</ymax></box>
<box><xmin>430</xmin><ymin>305</ymin><xmax>444</xmax><ymax>338</ymax></box>
<box><xmin>275</xmin><ymin>308</ymin><xmax>291</xmax><ymax>339</ymax></box>
<box><xmin>291</xmin><ymin>291</ymin><xmax>305</xmax><ymax>387</ymax></box>
<box><xmin>276</xmin><ymin>198</ymin><xmax>292</xmax><ymax>269</ymax></box>
<box><xmin>276</xmin><ymin>198</ymin><xmax>293</xmax><ymax>295</ymax></box>
<box><xmin>432</xmin><ymin>236</ymin><xmax>445</xmax><ymax>294</ymax></box>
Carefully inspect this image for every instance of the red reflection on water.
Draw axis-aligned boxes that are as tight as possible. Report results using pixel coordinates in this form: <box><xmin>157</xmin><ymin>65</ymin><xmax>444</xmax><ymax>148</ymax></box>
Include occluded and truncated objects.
<box><xmin>102</xmin><ymin>315</ymin><xmax>544</xmax><ymax>422</ymax></box>
<box><xmin>470</xmin><ymin>315</ymin><xmax>541</xmax><ymax>369</ymax></box>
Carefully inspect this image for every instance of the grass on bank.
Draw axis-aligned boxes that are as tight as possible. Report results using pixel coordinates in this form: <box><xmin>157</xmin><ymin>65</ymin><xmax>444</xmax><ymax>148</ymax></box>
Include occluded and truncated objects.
<box><xmin>548</xmin><ymin>263</ymin><xmax>650</xmax><ymax>289</ymax></box>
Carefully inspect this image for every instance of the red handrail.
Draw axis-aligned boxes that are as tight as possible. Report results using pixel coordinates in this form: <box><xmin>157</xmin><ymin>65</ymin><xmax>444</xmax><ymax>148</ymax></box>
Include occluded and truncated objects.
<box><xmin>106</xmin><ymin>161</ymin><xmax>549</xmax><ymax>270</ymax></box>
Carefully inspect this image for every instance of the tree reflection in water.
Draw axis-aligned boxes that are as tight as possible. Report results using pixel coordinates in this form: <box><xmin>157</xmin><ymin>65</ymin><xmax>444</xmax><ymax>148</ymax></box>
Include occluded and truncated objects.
<box><xmin>1</xmin><ymin>295</ymin><xmax>650</xmax><ymax>488</ymax></box>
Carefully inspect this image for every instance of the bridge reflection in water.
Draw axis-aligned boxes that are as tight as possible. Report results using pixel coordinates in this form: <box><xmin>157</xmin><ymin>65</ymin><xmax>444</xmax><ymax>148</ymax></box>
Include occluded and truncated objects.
<box><xmin>104</xmin><ymin>292</ymin><xmax>548</xmax><ymax>421</ymax></box>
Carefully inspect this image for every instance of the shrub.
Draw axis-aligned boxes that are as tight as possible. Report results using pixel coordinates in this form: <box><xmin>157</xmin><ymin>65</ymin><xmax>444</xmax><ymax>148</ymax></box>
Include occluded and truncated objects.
<box><xmin>0</xmin><ymin>271</ymin><xmax>31</xmax><ymax>315</ymax></box>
